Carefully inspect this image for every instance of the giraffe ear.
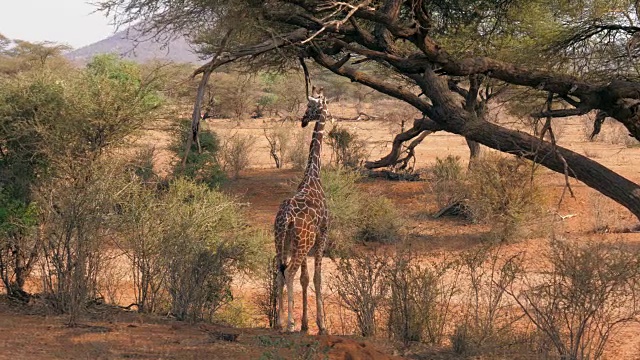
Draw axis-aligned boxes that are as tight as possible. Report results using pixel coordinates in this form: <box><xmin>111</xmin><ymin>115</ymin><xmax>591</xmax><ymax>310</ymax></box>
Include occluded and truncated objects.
<box><xmin>318</xmin><ymin>87</ymin><xmax>324</xmax><ymax>96</ymax></box>
<box><xmin>311</xmin><ymin>85</ymin><xmax>316</xmax><ymax>94</ymax></box>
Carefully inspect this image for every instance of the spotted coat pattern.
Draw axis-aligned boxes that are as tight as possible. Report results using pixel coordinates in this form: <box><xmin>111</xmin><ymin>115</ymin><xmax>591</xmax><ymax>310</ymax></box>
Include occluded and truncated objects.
<box><xmin>274</xmin><ymin>86</ymin><xmax>330</xmax><ymax>334</ymax></box>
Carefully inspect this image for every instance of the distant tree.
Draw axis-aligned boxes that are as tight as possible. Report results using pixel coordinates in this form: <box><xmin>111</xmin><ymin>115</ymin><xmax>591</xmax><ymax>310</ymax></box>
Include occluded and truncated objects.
<box><xmin>98</xmin><ymin>0</ymin><xmax>640</xmax><ymax>220</ymax></box>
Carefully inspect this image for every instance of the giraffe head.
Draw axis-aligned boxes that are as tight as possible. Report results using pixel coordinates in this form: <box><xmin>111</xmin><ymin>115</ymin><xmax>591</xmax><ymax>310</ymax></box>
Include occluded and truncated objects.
<box><xmin>301</xmin><ymin>86</ymin><xmax>329</xmax><ymax>128</ymax></box>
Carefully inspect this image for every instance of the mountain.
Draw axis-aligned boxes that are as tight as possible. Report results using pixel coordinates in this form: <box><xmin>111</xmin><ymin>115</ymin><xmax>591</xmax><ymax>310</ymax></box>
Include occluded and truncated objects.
<box><xmin>66</xmin><ymin>27</ymin><xmax>203</xmax><ymax>64</ymax></box>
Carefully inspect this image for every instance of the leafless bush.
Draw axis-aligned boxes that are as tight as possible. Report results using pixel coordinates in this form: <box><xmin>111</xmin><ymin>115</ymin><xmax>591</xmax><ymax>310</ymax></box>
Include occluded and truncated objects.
<box><xmin>288</xmin><ymin>127</ymin><xmax>311</xmax><ymax>170</ymax></box>
<box><xmin>331</xmin><ymin>252</ymin><xmax>389</xmax><ymax>337</ymax></box>
<box><xmin>116</xmin><ymin>182</ymin><xmax>167</xmax><ymax>313</ymax></box>
<box><xmin>221</xmin><ymin>132</ymin><xmax>257</xmax><ymax>179</ymax></box>
<box><xmin>590</xmin><ymin>193</ymin><xmax>622</xmax><ymax>234</ymax></box>
<box><xmin>264</xmin><ymin>123</ymin><xmax>292</xmax><ymax>169</ymax></box>
<box><xmin>452</xmin><ymin>246</ymin><xmax>524</xmax><ymax>355</ymax></box>
<box><xmin>97</xmin><ymin>253</ymin><xmax>129</xmax><ymax>306</ymax></box>
<box><xmin>37</xmin><ymin>161</ymin><xmax>125</xmax><ymax>324</ymax></box>
<box><xmin>255</xmin><ymin>255</ymin><xmax>278</xmax><ymax>328</ymax></box>
<box><xmin>466</xmin><ymin>154</ymin><xmax>547</xmax><ymax>242</ymax></box>
<box><xmin>508</xmin><ymin>239</ymin><xmax>640</xmax><ymax>360</ymax></box>
<box><xmin>385</xmin><ymin>252</ymin><xmax>461</xmax><ymax>345</ymax></box>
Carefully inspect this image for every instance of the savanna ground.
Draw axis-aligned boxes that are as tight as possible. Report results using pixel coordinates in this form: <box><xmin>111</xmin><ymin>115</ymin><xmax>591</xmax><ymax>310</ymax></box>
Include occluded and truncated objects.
<box><xmin>3</xmin><ymin>95</ymin><xmax>640</xmax><ymax>360</ymax></box>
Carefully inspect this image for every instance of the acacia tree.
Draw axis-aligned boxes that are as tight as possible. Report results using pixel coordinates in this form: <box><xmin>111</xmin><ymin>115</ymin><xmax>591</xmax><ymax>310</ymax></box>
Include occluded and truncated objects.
<box><xmin>99</xmin><ymin>0</ymin><xmax>640</xmax><ymax>219</ymax></box>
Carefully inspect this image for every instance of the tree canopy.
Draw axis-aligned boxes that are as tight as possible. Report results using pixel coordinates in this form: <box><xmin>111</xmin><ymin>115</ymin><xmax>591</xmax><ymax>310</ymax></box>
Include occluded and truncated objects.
<box><xmin>98</xmin><ymin>0</ymin><xmax>640</xmax><ymax>219</ymax></box>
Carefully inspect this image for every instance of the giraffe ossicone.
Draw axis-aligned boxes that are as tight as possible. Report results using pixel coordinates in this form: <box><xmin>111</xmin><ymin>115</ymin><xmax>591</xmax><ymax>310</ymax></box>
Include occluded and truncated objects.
<box><xmin>274</xmin><ymin>85</ymin><xmax>331</xmax><ymax>334</ymax></box>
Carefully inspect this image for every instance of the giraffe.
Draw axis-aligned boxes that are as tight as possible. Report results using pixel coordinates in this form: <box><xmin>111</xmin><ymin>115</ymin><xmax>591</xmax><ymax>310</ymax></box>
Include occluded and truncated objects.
<box><xmin>274</xmin><ymin>85</ymin><xmax>332</xmax><ymax>334</ymax></box>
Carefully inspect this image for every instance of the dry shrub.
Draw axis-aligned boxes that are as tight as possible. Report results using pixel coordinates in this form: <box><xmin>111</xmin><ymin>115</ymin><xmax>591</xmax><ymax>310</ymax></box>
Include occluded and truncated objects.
<box><xmin>590</xmin><ymin>193</ymin><xmax>622</xmax><ymax>234</ymax></box>
<box><xmin>327</xmin><ymin>126</ymin><xmax>368</xmax><ymax>168</ymax></box>
<box><xmin>96</xmin><ymin>253</ymin><xmax>129</xmax><ymax>306</ymax></box>
<box><xmin>385</xmin><ymin>252</ymin><xmax>461</xmax><ymax>346</ymax></box>
<box><xmin>605</xmin><ymin>121</ymin><xmax>639</xmax><ymax>146</ymax></box>
<box><xmin>466</xmin><ymin>154</ymin><xmax>546</xmax><ymax>242</ymax></box>
<box><xmin>510</xmin><ymin>239</ymin><xmax>640</xmax><ymax>360</ymax></box>
<box><xmin>429</xmin><ymin>154</ymin><xmax>547</xmax><ymax>242</ymax></box>
<box><xmin>331</xmin><ymin>252</ymin><xmax>389</xmax><ymax>337</ymax></box>
<box><xmin>255</xmin><ymin>254</ymin><xmax>278</xmax><ymax>328</ymax></box>
<box><xmin>429</xmin><ymin>155</ymin><xmax>466</xmax><ymax>209</ymax></box>
<box><xmin>583</xmin><ymin>117</ymin><xmax>640</xmax><ymax>147</ymax></box>
<box><xmin>264</xmin><ymin>122</ymin><xmax>292</xmax><ymax>169</ymax></box>
<box><xmin>583</xmin><ymin>148</ymin><xmax>600</xmax><ymax>158</ymax></box>
<box><xmin>221</xmin><ymin>132</ymin><xmax>257</xmax><ymax>179</ymax></box>
<box><xmin>287</xmin><ymin>127</ymin><xmax>310</xmax><ymax>170</ymax></box>
<box><xmin>37</xmin><ymin>159</ymin><xmax>128</xmax><ymax>324</ymax></box>
<box><xmin>382</xmin><ymin>107</ymin><xmax>421</xmax><ymax>135</ymax></box>
<box><xmin>451</xmin><ymin>246</ymin><xmax>524</xmax><ymax>356</ymax></box>
<box><xmin>356</xmin><ymin>196</ymin><xmax>403</xmax><ymax>244</ymax></box>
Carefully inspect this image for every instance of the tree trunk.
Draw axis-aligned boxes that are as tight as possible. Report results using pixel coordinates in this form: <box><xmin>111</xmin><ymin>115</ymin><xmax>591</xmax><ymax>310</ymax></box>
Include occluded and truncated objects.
<box><xmin>466</xmin><ymin>139</ymin><xmax>481</xmax><ymax>160</ymax></box>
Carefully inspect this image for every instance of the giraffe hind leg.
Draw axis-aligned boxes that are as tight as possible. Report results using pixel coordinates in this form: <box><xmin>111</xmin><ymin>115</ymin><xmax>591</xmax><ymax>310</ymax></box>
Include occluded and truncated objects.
<box><xmin>274</xmin><ymin>215</ymin><xmax>289</xmax><ymax>331</ymax></box>
<box><xmin>300</xmin><ymin>258</ymin><xmax>309</xmax><ymax>333</ymax></box>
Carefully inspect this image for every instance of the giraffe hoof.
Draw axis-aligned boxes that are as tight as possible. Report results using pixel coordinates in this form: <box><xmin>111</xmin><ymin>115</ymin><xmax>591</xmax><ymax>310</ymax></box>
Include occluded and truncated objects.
<box><xmin>300</xmin><ymin>326</ymin><xmax>309</xmax><ymax>334</ymax></box>
<box><xmin>318</xmin><ymin>328</ymin><xmax>328</xmax><ymax>335</ymax></box>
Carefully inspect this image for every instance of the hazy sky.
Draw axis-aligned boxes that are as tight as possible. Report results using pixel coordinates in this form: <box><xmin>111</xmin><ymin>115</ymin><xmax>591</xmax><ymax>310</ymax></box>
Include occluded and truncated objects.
<box><xmin>0</xmin><ymin>1</ymin><xmax>117</xmax><ymax>49</ymax></box>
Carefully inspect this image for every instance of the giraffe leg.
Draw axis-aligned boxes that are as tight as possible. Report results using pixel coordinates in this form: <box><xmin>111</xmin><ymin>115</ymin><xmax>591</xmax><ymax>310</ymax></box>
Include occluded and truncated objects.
<box><xmin>284</xmin><ymin>257</ymin><xmax>301</xmax><ymax>332</ymax></box>
<box><xmin>300</xmin><ymin>257</ymin><xmax>309</xmax><ymax>333</ymax></box>
<box><xmin>275</xmin><ymin>255</ymin><xmax>286</xmax><ymax>330</ymax></box>
<box><xmin>314</xmin><ymin>232</ymin><xmax>328</xmax><ymax>335</ymax></box>
<box><xmin>274</xmin><ymin>213</ymin><xmax>288</xmax><ymax>331</ymax></box>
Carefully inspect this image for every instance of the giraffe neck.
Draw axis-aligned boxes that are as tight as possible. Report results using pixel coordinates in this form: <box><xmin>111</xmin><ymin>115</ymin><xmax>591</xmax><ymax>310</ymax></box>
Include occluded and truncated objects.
<box><xmin>300</xmin><ymin>113</ymin><xmax>326</xmax><ymax>189</ymax></box>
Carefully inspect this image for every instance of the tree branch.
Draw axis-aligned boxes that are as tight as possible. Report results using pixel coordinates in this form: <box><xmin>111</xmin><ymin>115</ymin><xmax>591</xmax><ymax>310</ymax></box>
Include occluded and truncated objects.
<box><xmin>191</xmin><ymin>29</ymin><xmax>308</xmax><ymax>77</ymax></box>
<box><xmin>365</xmin><ymin>117</ymin><xmax>441</xmax><ymax>169</ymax></box>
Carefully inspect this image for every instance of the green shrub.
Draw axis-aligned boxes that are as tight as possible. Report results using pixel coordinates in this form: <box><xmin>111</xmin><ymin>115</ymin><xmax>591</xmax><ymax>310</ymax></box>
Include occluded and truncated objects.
<box><xmin>320</xmin><ymin>168</ymin><xmax>402</xmax><ymax>252</ymax></box>
<box><xmin>171</xmin><ymin>119</ymin><xmax>225</xmax><ymax>187</ymax></box>
<box><xmin>159</xmin><ymin>179</ymin><xmax>265</xmax><ymax>322</ymax></box>
<box><xmin>327</xmin><ymin>126</ymin><xmax>367</xmax><ymax>168</ymax></box>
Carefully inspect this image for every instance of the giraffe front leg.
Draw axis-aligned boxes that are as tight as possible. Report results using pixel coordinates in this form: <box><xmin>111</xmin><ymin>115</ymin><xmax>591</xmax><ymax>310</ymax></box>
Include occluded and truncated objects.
<box><xmin>300</xmin><ymin>258</ymin><xmax>309</xmax><ymax>333</ymax></box>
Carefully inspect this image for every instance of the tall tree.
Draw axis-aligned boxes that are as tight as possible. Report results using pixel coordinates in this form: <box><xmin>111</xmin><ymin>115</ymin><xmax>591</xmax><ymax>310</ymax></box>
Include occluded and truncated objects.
<box><xmin>99</xmin><ymin>0</ymin><xmax>640</xmax><ymax>219</ymax></box>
